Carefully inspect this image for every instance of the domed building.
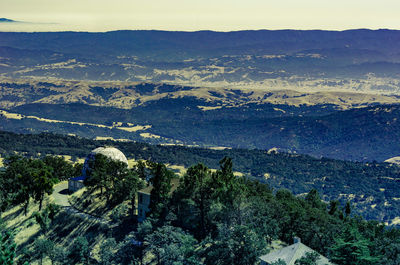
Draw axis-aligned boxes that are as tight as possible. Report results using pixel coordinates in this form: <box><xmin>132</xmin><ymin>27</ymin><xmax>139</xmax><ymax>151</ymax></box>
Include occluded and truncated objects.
<box><xmin>68</xmin><ymin>146</ymin><xmax>128</xmax><ymax>192</ymax></box>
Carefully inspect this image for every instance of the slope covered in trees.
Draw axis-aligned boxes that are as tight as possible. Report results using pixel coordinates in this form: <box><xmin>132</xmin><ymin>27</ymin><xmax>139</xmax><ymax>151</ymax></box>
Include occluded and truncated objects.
<box><xmin>0</xmin><ymin>130</ymin><xmax>400</xmax><ymax>223</ymax></box>
<box><xmin>1</xmin><ymin>156</ymin><xmax>400</xmax><ymax>264</ymax></box>
<box><xmin>3</xmin><ymin>101</ymin><xmax>400</xmax><ymax>161</ymax></box>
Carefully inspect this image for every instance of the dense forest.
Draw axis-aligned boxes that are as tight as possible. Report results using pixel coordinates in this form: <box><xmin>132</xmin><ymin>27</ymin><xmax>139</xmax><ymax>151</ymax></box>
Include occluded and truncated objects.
<box><xmin>1</xmin><ymin>154</ymin><xmax>400</xmax><ymax>264</ymax></box>
<box><xmin>1</xmin><ymin>130</ymin><xmax>400</xmax><ymax>222</ymax></box>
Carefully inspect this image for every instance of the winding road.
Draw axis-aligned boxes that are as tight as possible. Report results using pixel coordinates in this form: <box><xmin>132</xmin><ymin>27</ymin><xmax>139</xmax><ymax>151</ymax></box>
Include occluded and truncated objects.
<box><xmin>51</xmin><ymin>181</ymin><xmax>111</xmax><ymax>224</ymax></box>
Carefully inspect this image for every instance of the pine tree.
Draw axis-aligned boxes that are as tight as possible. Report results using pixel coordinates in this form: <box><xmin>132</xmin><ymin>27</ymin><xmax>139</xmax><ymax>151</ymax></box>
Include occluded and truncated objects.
<box><xmin>175</xmin><ymin>163</ymin><xmax>213</xmax><ymax>239</ymax></box>
<box><xmin>148</xmin><ymin>162</ymin><xmax>174</xmax><ymax>219</ymax></box>
<box><xmin>330</xmin><ymin>224</ymin><xmax>381</xmax><ymax>265</ymax></box>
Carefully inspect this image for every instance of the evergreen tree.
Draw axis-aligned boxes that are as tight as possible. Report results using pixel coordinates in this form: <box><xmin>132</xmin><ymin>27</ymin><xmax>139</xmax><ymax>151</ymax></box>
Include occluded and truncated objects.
<box><xmin>344</xmin><ymin>201</ymin><xmax>351</xmax><ymax>217</ymax></box>
<box><xmin>203</xmin><ymin>224</ymin><xmax>267</xmax><ymax>265</ymax></box>
<box><xmin>69</xmin><ymin>236</ymin><xmax>90</xmax><ymax>264</ymax></box>
<box><xmin>30</xmin><ymin>159</ymin><xmax>57</xmax><ymax>211</ymax></box>
<box><xmin>330</xmin><ymin>224</ymin><xmax>381</xmax><ymax>265</ymax></box>
<box><xmin>32</xmin><ymin>238</ymin><xmax>54</xmax><ymax>265</ymax></box>
<box><xmin>210</xmin><ymin>157</ymin><xmax>246</xmax><ymax>226</ymax></box>
<box><xmin>42</xmin><ymin>155</ymin><xmax>75</xmax><ymax>181</ymax></box>
<box><xmin>328</xmin><ymin>200</ymin><xmax>339</xmax><ymax>216</ymax></box>
<box><xmin>305</xmin><ymin>189</ymin><xmax>325</xmax><ymax>210</ymax></box>
<box><xmin>85</xmin><ymin>153</ymin><xmax>110</xmax><ymax>197</ymax></box>
<box><xmin>3</xmin><ymin>156</ymin><xmax>33</xmax><ymax>215</ymax></box>
<box><xmin>148</xmin><ymin>162</ymin><xmax>174</xmax><ymax>219</ymax></box>
<box><xmin>174</xmin><ymin>163</ymin><xmax>213</xmax><ymax>239</ymax></box>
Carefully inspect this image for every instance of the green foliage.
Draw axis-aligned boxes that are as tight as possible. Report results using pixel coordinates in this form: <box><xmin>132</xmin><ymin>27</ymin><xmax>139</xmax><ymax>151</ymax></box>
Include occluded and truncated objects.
<box><xmin>148</xmin><ymin>162</ymin><xmax>174</xmax><ymax>219</ymax></box>
<box><xmin>42</xmin><ymin>155</ymin><xmax>76</xmax><ymax>181</ymax></box>
<box><xmin>137</xmin><ymin>220</ymin><xmax>153</xmax><ymax>241</ymax></box>
<box><xmin>0</xmin><ymin>221</ymin><xmax>16</xmax><ymax>265</ymax></box>
<box><xmin>1</xmin><ymin>156</ymin><xmax>59</xmax><ymax>214</ymax></box>
<box><xmin>99</xmin><ymin>238</ymin><xmax>117</xmax><ymax>265</ymax></box>
<box><xmin>24</xmin><ymin>238</ymin><xmax>68</xmax><ymax>265</ymax></box>
<box><xmin>32</xmin><ymin>211</ymin><xmax>51</xmax><ymax>232</ymax></box>
<box><xmin>32</xmin><ymin>203</ymin><xmax>60</xmax><ymax>232</ymax></box>
<box><xmin>294</xmin><ymin>251</ymin><xmax>320</xmax><ymax>265</ymax></box>
<box><xmin>144</xmin><ymin>225</ymin><xmax>200</xmax><ymax>265</ymax></box>
<box><xmin>2</xmin><ymin>129</ymin><xmax>400</xmax><ymax>221</ymax></box>
<box><xmin>344</xmin><ymin>201</ymin><xmax>351</xmax><ymax>217</ymax></box>
<box><xmin>328</xmin><ymin>200</ymin><xmax>339</xmax><ymax>216</ymax></box>
<box><xmin>29</xmin><ymin>159</ymin><xmax>57</xmax><ymax>211</ymax></box>
<box><xmin>49</xmin><ymin>245</ymin><xmax>69</xmax><ymax>265</ymax></box>
<box><xmin>202</xmin><ymin>224</ymin><xmax>267</xmax><ymax>265</ymax></box>
<box><xmin>174</xmin><ymin>163</ymin><xmax>214</xmax><ymax>239</ymax></box>
<box><xmin>212</xmin><ymin>157</ymin><xmax>243</xmax><ymax>210</ymax></box>
<box><xmin>3</xmin><ymin>156</ymin><xmax>33</xmax><ymax>215</ymax></box>
<box><xmin>32</xmin><ymin>238</ymin><xmax>54</xmax><ymax>265</ymax></box>
<box><xmin>305</xmin><ymin>189</ymin><xmax>326</xmax><ymax>210</ymax></box>
<box><xmin>1</xmin><ymin>146</ymin><xmax>400</xmax><ymax>264</ymax></box>
<box><xmin>330</xmin><ymin>224</ymin><xmax>381</xmax><ymax>265</ymax></box>
<box><xmin>241</xmin><ymin>195</ymin><xmax>280</xmax><ymax>244</ymax></box>
<box><xmin>115</xmin><ymin>168</ymin><xmax>143</xmax><ymax>217</ymax></box>
<box><xmin>69</xmin><ymin>236</ymin><xmax>89</xmax><ymax>264</ymax></box>
<box><xmin>85</xmin><ymin>153</ymin><xmax>141</xmax><ymax>207</ymax></box>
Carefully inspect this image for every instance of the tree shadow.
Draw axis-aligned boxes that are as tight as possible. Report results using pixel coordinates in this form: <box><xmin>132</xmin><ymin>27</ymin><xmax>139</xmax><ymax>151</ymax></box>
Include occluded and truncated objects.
<box><xmin>59</xmin><ymin>189</ymin><xmax>70</xmax><ymax>195</ymax></box>
<box><xmin>1</xmin><ymin>207</ymin><xmax>24</xmax><ymax>222</ymax></box>
<box><xmin>16</xmin><ymin>229</ymin><xmax>41</xmax><ymax>253</ymax></box>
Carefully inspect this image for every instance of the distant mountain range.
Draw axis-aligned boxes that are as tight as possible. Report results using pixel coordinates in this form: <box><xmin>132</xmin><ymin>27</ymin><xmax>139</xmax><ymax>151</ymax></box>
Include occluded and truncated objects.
<box><xmin>0</xmin><ymin>29</ymin><xmax>399</xmax><ymax>86</ymax></box>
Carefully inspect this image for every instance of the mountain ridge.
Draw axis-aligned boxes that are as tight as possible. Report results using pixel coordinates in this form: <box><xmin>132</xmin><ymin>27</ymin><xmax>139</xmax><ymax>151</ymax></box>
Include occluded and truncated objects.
<box><xmin>0</xmin><ymin>29</ymin><xmax>399</xmax><ymax>83</ymax></box>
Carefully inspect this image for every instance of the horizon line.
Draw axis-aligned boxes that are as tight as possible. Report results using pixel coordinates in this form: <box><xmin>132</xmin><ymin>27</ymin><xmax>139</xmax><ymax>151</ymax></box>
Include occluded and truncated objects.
<box><xmin>0</xmin><ymin>27</ymin><xmax>399</xmax><ymax>34</ymax></box>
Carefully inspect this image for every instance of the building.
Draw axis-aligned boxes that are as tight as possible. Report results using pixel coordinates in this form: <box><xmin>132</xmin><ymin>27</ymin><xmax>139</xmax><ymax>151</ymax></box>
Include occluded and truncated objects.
<box><xmin>137</xmin><ymin>185</ymin><xmax>152</xmax><ymax>222</ymax></box>
<box><xmin>68</xmin><ymin>146</ymin><xmax>128</xmax><ymax>192</ymax></box>
<box><xmin>137</xmin><ymin>178</ymin><xmax>180</xmax><ymax>222</ymax></box>
<box><xmin>68</xmin><ymin>175</ymin><xmax>86</xmax><ymax>192</ymax></box>
<box><xmin>259</xmin><ymin>237</ymin><xmax>335</xmax><ymax>265</ymax></box>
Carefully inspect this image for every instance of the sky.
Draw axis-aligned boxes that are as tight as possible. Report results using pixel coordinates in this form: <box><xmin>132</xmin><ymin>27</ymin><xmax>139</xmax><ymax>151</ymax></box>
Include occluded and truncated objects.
<box><xmin>1</xmin><ymin>0</ymin><xmax>400</xmax><ymax>32</ymax></box>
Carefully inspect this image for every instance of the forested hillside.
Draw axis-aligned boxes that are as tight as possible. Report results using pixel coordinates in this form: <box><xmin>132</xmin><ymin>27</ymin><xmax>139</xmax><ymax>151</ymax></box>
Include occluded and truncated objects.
<box><xmin>1</xmin><ymin>154</ymin><xmax>400</xmax><ymax>264</ymax></box>
<box><xmin>1</xmin><ymin>130</ymin><xmax>400</xmax><ymax>223</ymax></box>
<box><xmin>3</xmin><ymin>100</ymin><xmax>400</xmax><ymax>161</ymax></box>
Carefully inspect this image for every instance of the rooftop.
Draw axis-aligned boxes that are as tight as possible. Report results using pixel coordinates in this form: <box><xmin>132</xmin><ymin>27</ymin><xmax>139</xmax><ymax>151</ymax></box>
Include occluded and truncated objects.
<box><xmin>259</xmin><ymin>240</ymin><xmax>334</xmax><ymax>265</ymax></box>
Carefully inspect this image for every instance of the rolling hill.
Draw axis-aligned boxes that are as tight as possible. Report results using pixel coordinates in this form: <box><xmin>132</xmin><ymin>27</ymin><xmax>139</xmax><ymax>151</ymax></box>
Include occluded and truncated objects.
<box><xmin>0</xmin><ymin>95</ymin><xmax>399</xmax><ymax>161</ymax></box>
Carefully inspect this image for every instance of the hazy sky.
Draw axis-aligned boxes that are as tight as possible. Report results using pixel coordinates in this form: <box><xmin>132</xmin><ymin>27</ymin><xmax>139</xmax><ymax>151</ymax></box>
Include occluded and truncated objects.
<box><xmin>1</xmin><ymin>0</ymin><xmax>400</xmax><ymax>32</ymax></box>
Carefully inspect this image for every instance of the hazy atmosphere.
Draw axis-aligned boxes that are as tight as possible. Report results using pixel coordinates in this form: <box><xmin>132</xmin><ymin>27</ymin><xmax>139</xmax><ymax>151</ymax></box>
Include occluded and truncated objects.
<box><xmin>1</xmin><ymin>0</ymin><xmax>400</xmax><ymax>31</ymax></box>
